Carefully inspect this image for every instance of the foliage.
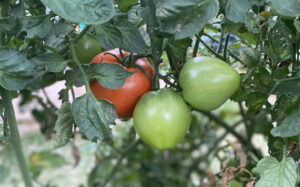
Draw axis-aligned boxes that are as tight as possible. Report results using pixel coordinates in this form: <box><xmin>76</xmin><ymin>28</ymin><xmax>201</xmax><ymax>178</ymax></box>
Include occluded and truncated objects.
<box><xmin>0</xmin><ymin>0</ymin><xmax>300</xmax><ymax>186</ymax></box>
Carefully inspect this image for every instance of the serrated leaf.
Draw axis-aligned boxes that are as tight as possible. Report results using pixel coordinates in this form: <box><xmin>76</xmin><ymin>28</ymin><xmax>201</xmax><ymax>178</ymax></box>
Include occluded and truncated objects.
<box><xmin>156</xmin><ymin>0</ymin><xmax>219</xmax><ymax>39</ymax></box>
<box><xmin>89</xmin><ymin>63</ymin><xmax>136</xmax><ymax>90</ymax></box>
<box><xmin>71</xmin><ymin>93</ymin><xmax>117</xmax><ymax>143</ymax></box>
<box><xmin>0</xmin><ymin>47</ymin><xmax>45</xmax><ymax>90</ymax></box>
<box><xmin>226</xmin><ymin>0</ymin><xmax>251</xmax><ymax>23</ymax></box>
<box><xmin>54</xmin><ymin>102</ymin><xmax>74</xmax><ymax>148</ymax></box>
<box><xmin>271</xmin><ymin>105</ymin><xmax>300</xmax><ymax>137</ymax></box>
<box><xmin>40</xmin><ymin>0</ymin><xmax>115</xmax><ymax>24</ymax></box>
<box><xmin>264</xmin><ymin>21</ymin><xmax>294</xmax><ymax>65</ymax></box>
<box><xmin>252</xmin><ymin>156</ymin><xmax>297</xmax><ymax>187</ymax></box>
<box><xmin>32</xmin><ymin>53</ymin><xmax>69</xmax><ymax>73</ymax></box>
<box><xmin>96</xmin><ymin>20</ymin><xmax>148</xmax><ymax>54</ymax></box>
<box><xmin>270</xmin><ymin>0</ymin><xmax>300</xmax><ymax>17</ymax></box>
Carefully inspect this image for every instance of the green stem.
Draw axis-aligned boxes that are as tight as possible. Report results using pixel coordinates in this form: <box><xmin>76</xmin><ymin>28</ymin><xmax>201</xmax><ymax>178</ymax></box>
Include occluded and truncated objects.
<box><xmin>217</xmin><ymin>32</ymin><xmax>224</xmax><ymax>54</ymax></box>
<box><xmin>59</xmin><ymin>25</ymin><xmax>91</xmax><ymax>55</ymax></box>
<box><xmin>192</xmin><ymin>36</ymin><xmax>200</xmax><ymax>57</ymax></box>
<box><xmin>238</xmin><ymin>102</ymin><xmax>250</xmax><ymax>141</ymax></box>
<box><xmin>203</xmin><ymin>32</ymin><xmax>242</xmax><ymax>62</ymax></box>
<box><xmin>223</xmin><ymin>34</ymin><xmax>230</xmax><ymax>61</ymax></box>
<box><xmin>0</xmin><ymin>88</ymin><xmax>33</xmax><ymax>187</ymax></box>
<box><xmin>196</xmin><ymin>35</ymin><xmax>223</xmax><ymax>59</ymax></box>
<box><xmin>101</xmin><ymin>139</ymin><xmax>141</xmax><ymax>187</ymax></box>
<box><xmin>70</xmin><ymin>44</ymin><xmax>91</xmax><ymax>92</ymax></box>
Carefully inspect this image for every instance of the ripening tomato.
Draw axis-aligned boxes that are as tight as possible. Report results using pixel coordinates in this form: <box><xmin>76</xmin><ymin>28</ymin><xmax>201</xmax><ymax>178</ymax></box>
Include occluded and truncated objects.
<box><xmin>75</xmin><ymin>33</ymin><xmax>102</xmax><ymax>64</ymax></box>
<box><xmin>179</xmin><ymin>57</ymin><xmax>240</xmax><ymax>111</ymax></box>
<box><xmin>133</xmin><ymin>88</ymin><xmax>191</xmax><ymax>150</ymax></box>
<box><xmin>90</xmin><ymin>49</ymin><xmax>154</xmax><ymax>118</ymax></box>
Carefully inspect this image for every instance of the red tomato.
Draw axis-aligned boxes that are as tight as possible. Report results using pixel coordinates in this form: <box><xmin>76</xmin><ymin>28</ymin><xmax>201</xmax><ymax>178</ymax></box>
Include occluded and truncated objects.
<box><xmin>90</xmin><ymin>49</ymin><xmax>154</xmax><ymax>118</ymax></box>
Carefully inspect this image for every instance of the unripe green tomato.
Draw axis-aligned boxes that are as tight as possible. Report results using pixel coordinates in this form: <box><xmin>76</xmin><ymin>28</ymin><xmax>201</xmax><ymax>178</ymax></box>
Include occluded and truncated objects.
<box><xmin>179</xmin><ymin>57</ymin><xmax>240</xmax><ymax>111</ymax></box>
<box><xmin>75</xmin><ymin>34</ymin><xmax>102</xmax><ymax>64</ymax></box>
<box><xmin>133</xmin><ymin>88</ymin><xmax>191</xmax><ymax>150</ymax></box>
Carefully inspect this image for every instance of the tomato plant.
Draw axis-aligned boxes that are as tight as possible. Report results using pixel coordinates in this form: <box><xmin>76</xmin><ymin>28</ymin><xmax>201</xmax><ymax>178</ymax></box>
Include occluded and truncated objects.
<box><xmin>90</xmin><ymin>49</ymin><xmax>154</xmax><ymax>118</ymax></box>
<box><xmin>179</xmin><ymin>56</ymin><xmax>240</xmax><ymax>111</ymax></box>
<box><xmin>0</xmin><ymin>0</ymin><xmax>300</xmax><ymax>187</ymax></box>
<box><xmin>133</xmin><ymin>88</ymin><xmax>191</xmax><ymax>150</ymax></box>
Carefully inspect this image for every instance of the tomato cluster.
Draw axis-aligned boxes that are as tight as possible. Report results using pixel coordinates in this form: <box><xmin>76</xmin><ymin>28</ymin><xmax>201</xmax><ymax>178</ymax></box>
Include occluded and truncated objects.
<box><xmin>79</xmin><ymin>38</ymin><xmax>240</xmax><ymax>150</ymax></box>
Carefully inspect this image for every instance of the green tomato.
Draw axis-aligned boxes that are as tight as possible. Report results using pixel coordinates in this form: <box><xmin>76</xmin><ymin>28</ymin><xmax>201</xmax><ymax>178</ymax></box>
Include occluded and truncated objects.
<box><xmin>179</xmin><ymin>57</ymin><xmax>240</xmax><ymax>111</ymax></box>
<box><xmin>75</xmin><ymin>34</ymin><xmax>102</xmax><ymax>64</ymax></box>
<box><xmin>133</xmin><ymin>88</ymin><xmax>191</xmax><ymax>150</ymax></box>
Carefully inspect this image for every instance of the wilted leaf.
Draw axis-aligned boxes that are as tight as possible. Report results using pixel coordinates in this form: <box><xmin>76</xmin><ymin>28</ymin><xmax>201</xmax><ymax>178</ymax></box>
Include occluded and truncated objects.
<box><xmin>54</xmin><ymin>102</ymin><xmax>74</xmax><ymax>148</ymax></box>
<box><xmin>71</xmin><ymin>93</ymin><xmax>117</xmax><ymax>143</ymax></box>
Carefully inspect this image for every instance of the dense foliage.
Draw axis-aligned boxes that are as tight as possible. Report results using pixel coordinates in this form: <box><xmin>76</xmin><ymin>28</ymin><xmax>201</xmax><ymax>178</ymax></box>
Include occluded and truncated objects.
<box><xmin>0</xmin><ymin>0</ymin><xmax>300</xmax><ymax>186</ymax></box>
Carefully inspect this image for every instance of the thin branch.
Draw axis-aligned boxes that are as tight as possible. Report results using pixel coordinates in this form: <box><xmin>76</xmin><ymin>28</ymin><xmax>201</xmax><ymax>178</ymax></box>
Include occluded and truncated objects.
<box><xmin>217</xmin><ymin>32</ymin><xmax>224</xmax><ymax>54</ymax></box>
<box><xmin>42</xmin><ymin>88</ymin><xmax>57</xmax><ymax>109</ymax></box>
<box><xmin>196</xmin><ymin>35</ymin><xmax>223</xmax><ymax>59</ymax></box>
<box><xmin>223</xmin><ymin>34</ymin><xmax>230</xmax><ymax>61</ymax></box>
<box><xmin>202</xmin><ymin>32</ymin><xmax>242</xmax><ymax>62</ymax></box>
<box><xmin>101</xmin><ymin>139</ymin><xmax>141</xmax><ymax>187</ymax></box>
<box><xmin>193</xmin><ymin>35</ymin><xmax>200</xmax><ymax>57</ymax></box>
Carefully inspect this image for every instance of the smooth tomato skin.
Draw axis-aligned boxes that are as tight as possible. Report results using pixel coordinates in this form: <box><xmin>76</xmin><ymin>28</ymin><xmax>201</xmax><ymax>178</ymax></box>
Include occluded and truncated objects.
<box><xmin>179</xmin><ymin>56</ymin><xmax>240</xmax><ymax>111</ymax></box>
<box><xmin>133</xmin><ymin>88</ymin><xmax>191</xmax><ymax>150</ymax></box>
<box><xmin>90</xmin><ymin>49</ymin><xmax>154</xmax><ymax>118</ymax></box>
<box><xmin>75</xmin><ymin>34</ymin><xmax>102</xmax><ymax>64</ymax></box>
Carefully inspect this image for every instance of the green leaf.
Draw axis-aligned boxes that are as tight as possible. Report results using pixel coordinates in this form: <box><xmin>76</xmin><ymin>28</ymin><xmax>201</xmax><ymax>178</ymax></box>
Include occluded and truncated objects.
<box><xmin>32</xmin><ymin>53</ymin><xmax>69</xmax><ymax>73</ymax></box>
<box><xmin>0</xmin><ymin>166</ymin><xmax>9</xmax><ymax>182</ymax></box>
<box><xmin>252</xmin><ymin>156</ymin><xmax>297</xmax><ymax>187</ymax></box>
<box><xmin>294</xmin><ymin>19</ymin><xmax>300</xmax><ymax>33</ymax></box>
<box><xmin>165</xmin><ymin>37</ymin><xmax>192</xmax><ymax>64</ymax></box>
<box><xmin>54</xmin><ymin>102</ymin><xmax>74</xmax><ymax>148</ymax></box>
<box><xmin>66</xmin><ymin>63</ymin><xmax>134</xmax><ymax>89</ymax></box>
<box><xmin>270</xmin><ymin>78</ymin><xmax>300</xmax><ymax>96</ymax></box>
<box><xmin>29</xmin><ymin>151</ymin><xmax>67</xmax><ymax>168</ymax></box>
<box><xmin>89</xmin><ymin>63</ymin><xmax>136</xmax><ymax>90</ymax></box>
<box><xmin>245</xmin><ymin>92</ymin><xmax>267</xmax><ymax>112</ymax></box>
<box><xmin>0</xmin><ymin>47</ymin><xmax>45</xmax><ymax>90</ymax></box>
<box><xmin>271</xmin><ymin>105</ymin><xmax>300</xmax><ymax>137</ymax></box>
<box><xmin>264</xmin><ymin>21</ymin><xmax>294</xmax><ymax>65</ymax></box>
<box><xmin>96</xmin><ymin>20</ymin><xmax>148</xmax><ymax>54</ymax></box>
<box><xmin>40</xmin><ymin>0</ymin><xmax>115</xmax><ymax>24</ymax></box>
<box><xmin>225</xmin><ymin>0</ymin><xmax>251</xmax><ymax>23</ymax></box>
<box><xmin>270</xmin><ymin>0</ymin><xmax>300</xmax><ymax>17</ymax></box>
<box><xmin>116</xmin><ymin>0</ymin><xmax>138</xmax><ymax>12</ymax></box>
<box><xmin>156</xmin><ymin>0</ymin><xmax>219</xmax><ymax>39</ymax></box>
<box><xmin>23</xmin><ymin>18</ymin><xmax>53</xmax><ymax>38</ymax></box>
<box><xmin>71</xmin><ymin>93</ymin><xmax>117</xmax><ymax>143</ymax></box>
<box><xmin>239</xmin><ymin>47</ymin><xmax>259</xmax><ymax>68</ymax></box>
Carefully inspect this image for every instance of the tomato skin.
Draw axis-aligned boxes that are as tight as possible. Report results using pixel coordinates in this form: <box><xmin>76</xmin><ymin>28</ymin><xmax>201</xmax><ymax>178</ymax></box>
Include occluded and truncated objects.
<box><xmin>90</xmin><ymin>49</ymin><xmax>154</xmax><ymax>118</ymax></box>
<box><xmin>133</xmin><ymin>88</ymin><xmax>191</xmax><ymax>150</ymax></box>
<box><xmin>179</xmin><ymin>57</ymin><xmax>240</xmax><ymax>111</ymax></box>
<box><xmin>75</xmin><ymin>34</ymin><xmax>102</xmax><ymax>64</ymax></box>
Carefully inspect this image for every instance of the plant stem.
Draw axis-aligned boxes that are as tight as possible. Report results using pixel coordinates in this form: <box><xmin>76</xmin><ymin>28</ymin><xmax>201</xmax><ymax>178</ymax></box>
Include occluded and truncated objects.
<box><xmin>59</xmin><ymin>25</ymin><xmax>91</xmax><ymax>55</ymax></box>
<box><xmin>223</xmin><ymin>34</ymin><xmax>230</xmax><ymax>61</ymax></box>
<box><xmin>238</xmin><ymin>102</ymin><xmax>250</xmax><ymax>141</ymax></box>
<box><xmin>101</xmin><ymin>139</ymin><xmax>141</xmax><ymax>187</ymax></box>
<box><xmin>70</xmin><ymin>44</ymin><xmax>91</xmax><ymax>92</ymax></box>
<box><xmin>0</xmin><ymin>88</ymin><xmax>33</xmax><ymax>187</ymax></box>
<box><xmin>193</xmin><ymin>35</ymin><xmax>200</xmax><ymax>57</ymax></box>
<box><xmin>217</xmin><ymin>32</ymin><xmax>224</xmax><ymax>54</ymax></box>
<box><xmin>202</xmin><ymin>32</ymin><xmax>242</xmax><ymax>62</ymax></box>
<box><xmin>196</xmin><ymin>35</ymin><xmax>223</xmax><ymax>59</ymax></box>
